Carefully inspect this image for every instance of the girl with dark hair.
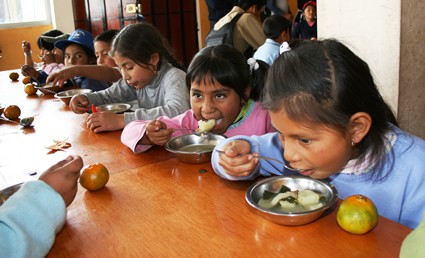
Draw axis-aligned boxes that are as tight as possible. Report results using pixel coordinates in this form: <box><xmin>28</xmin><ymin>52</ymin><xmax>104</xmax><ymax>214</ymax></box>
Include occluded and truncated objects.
<box><xmin>94</xmin><ymin>29</ymin><xmax>119</xmax><ymax>67</ymax></box>
<box><xmin>121</xmin><ymin>44</ymin><xmax>274</xmax><ymax>154</ymax></box>
<box><xmin>211</xmin><ymin>39</ymin><xmax>425</xmax><ymax>229</ymax></box>
<box><xmin>67</xmin><ymin>23</ymin><xmax>190</xmax><ymax>133</ymax></box>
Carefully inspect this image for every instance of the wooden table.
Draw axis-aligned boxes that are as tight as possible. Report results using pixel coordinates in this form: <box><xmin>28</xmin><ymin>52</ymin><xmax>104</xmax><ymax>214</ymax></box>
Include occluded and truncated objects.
<box><xmin>0</xmin><ymin>70</ymin><xmax>412</xmax><ymax>257</ymax></box>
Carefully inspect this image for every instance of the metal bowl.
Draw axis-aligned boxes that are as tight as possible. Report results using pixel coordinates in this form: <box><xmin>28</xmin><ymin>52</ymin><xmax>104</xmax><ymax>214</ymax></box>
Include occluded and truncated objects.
<box><xmin>246</xmin><ymin>176</ymin><xmax>338</xmax><ymax>226</ymax></box>
<box><xmin>96</xmin><ymin>103</ymin><xmax>132</xmax><ymax>114</ymax></box>
<box><xmin>36</xmin><ymin>82</ymin><xmax>62</xmax><ymax>94</ymax></box>
<box><xmin>55</xmin><ymin>89</ymin><xmax>92</xmax><ymax>105</ymax></box>
<box><xmin>0</xmin><ymin>183</ymin><xmax>23</xmax><ymax>206</ymax></box>
<box><xmin>165</xmin><ymin>133</ymin><xmax>226</xmax><ymax>163</ymax></box>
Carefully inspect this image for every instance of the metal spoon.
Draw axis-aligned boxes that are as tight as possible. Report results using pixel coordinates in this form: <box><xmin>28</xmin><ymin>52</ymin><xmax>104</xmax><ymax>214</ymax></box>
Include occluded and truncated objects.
<box><xmin>0</xmin><ymin>116</ymin><xmax>34</xmax><ymax>127</ymax></box>
<box><xmin>216</xmin><ymin>149</ymin><xmax>302</xmax><ymax>172</ymax></box>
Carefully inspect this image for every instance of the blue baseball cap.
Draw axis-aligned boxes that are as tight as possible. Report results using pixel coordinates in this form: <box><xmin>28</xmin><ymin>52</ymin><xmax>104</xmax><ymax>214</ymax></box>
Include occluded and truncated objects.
<box><xmin>55</xmin><ymin>29</ymin><xmax>95</xmax><ymax>57</ymax></box>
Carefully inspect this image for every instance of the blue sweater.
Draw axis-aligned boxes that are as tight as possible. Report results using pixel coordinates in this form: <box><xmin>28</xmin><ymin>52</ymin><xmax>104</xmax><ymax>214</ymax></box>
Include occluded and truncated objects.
<box><xmin>212</xmin><ymin>126</ymin><xmax>425</xmax><ymax>229</ymax></box>
<box><xmin>0</xmin><ymin>181</ymin><xmax>66</xmax><ymax>257</ymax></box>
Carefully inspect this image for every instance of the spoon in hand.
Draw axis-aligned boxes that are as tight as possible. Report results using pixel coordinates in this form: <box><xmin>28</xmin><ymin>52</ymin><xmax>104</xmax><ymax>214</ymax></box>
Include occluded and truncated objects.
<box><xmin>216</xmin><ymin>149</ymin><xmax>302</xmax><ymax>172</ymax></box>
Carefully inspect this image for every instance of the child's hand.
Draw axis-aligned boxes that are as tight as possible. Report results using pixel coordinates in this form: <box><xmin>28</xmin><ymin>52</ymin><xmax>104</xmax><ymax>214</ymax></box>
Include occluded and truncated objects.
<box><xmin>217</xmin><ymin>140</ymin><xmax>259</xmax><ymax>177</ymax></box>
<box><xmin>86</xmin><ymin>112</ymin><xmax>125</xmax><ymax>133</ymax></box>
<box><xmin>21</xmin><ymin>65</ymin><xmax>38</xmax><ymax>79</ymax></box>
<box><xmin>69</xmin><ymin>95</ymin><xmax>90</xmax><ymax>114</ymax></box>
<box><xmin>22</xmin><ymin>41</ymin><xmax>31</xmax><ymax>55</ymax></box>
<box><xmin>46</xmin><ymin>66</ymin><xmax>78</xmax><ymax>87</ymax></box>
<box><xmin>145</xmin><ymin>120</ymin><xmax>173</xmax><ymax>146</ymax></box>
<box><xmin>38</xmin><ymin>155</ymin><xmax>83</xmax><ymax>207</ymax></box>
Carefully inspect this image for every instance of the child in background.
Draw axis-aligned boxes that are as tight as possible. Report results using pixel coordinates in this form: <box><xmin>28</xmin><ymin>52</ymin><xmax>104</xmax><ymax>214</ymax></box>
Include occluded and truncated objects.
<box><xmin>68</xmin><ymin>23</ymin><xmax>190</xmax><ymax>133</ymax></box>
<box><xmin>121</xmin><ymin>45</ymin><xmax>274</xmax><ymax>154</ymax></box>
<box><xmin>212</xmin><ymin>39</ymin><xmax>425</xmax><ymax>229</ymax></box>
<box><xmin>54</xmin><ymin>29</ymin><xmax>110</xmax><ymax>91</ymax></box>
<box><xmin>94</xmin><ymin>29</ymin><xmax>119</xmax><ymax>68</ymax></box>
<box><xmin>21</xmin><ymin>29</ymin><xmax>68</xmax><ymax>83</ymax></box>
<box><xmin>0</xmin><ymin>155</ymin><xmax>83</xmax><ymax>258</ymax></box>
<box><xmin>292</xmin><ymin>0</ymin><xmax>316</xmax><ymax>40</ymax></box>
<box><xmin>253</xmin><ymin>15</ymin><xmax>291</xmax><ymax>65</ymax></box>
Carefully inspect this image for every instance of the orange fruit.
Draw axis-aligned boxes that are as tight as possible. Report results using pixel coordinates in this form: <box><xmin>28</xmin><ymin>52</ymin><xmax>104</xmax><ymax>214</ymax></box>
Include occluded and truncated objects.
<box><xmin>3</xmin><ymin>105</ymin><xmax>21</xmax><ymax>120</ymax></box>
<box><xmin>22</xmin><ymin>76</ymin><xmax>31</xmax><ymax>84</ymax></box>
<box><xmin>80</xmin><ymin>163</ymin><xmax>109</xmax><ymax>191</ymax></box>
<box><xmin>24</xmin><ymin>83</ymin><xmax>38</xmax><ymax>95</ymax></box>
<box><xmin>9</xmin><ymin>72</ymin><xmax>19</xmax><ymax>81</ymax></box>
<box><xmin>336</xmin><ymin>194</ymin><xmax>378</xmax><ymax>234</ymax></box>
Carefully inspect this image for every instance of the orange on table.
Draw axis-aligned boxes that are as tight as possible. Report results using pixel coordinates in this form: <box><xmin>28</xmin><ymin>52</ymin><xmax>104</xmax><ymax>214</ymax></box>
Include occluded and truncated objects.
<box><xmin>80</xmin><ymin>163</ymin><xmax>110</xmax><ymax>191</ymax></box>
<box><xmin>3</xmin><ymin>105</ymin><xmax>21</xmax><ymax>120</ymax></box>
<box><xmin>24</xmin><ymin>83</ymin><xmax>38</xmax><ymax>95</ymax></box>
<box><xmin>336</xmin><ymin>194</ymin><xmax>378</xmax><ymax>234</ymax></box>
<box><xmin>9</xmin><ymin>72</ymin><xmax>19</xmax><ymax>81</ymax></box>
<box><xmin>22</xmin><ymin>76</ymin><xmax>31</xmax><ymax>84</ymax></box>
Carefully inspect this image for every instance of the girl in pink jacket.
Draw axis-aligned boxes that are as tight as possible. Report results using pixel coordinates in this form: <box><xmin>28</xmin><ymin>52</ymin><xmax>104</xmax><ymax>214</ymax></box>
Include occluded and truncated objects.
<box><xmin>121</xmin><ymin>45</ymin><xmax>274</xmax><ymax>153</ymax></box>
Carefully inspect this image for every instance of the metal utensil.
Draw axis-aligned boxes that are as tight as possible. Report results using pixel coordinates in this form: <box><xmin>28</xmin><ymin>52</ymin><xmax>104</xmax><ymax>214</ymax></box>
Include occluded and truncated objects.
<box><xmin>216</xmin><ymin>149</ymin><xmax>301</xmax><ymax>172</ymax></box>
<box><xmin>0</xmin><ymin>116</ymin><xmax>34</xmax><ymax>127</ymax></box>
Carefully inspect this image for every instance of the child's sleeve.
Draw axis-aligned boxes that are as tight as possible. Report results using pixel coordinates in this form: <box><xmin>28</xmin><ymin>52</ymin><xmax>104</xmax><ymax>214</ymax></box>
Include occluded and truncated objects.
<box><xmin>211</xmin><ymin>133</ymin><xmax>286</xmax><ymax>181</ymax></box>
<box><xmin>0</xmin><ymin>180</ymin><xmax>66</xmax><ymax>258</ymax></box>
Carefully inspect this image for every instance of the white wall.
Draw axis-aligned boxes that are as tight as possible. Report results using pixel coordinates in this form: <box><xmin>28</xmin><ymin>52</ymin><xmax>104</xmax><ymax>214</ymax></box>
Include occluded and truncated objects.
<box><xmin>318</xmin><ymin>0</ymin><xmax>400</xmax><ymax>113</ymax></box>
<box><xmin>49</xmin><ymin>0</ymin><xmax>75</xmax><ymax>34</ymax></box>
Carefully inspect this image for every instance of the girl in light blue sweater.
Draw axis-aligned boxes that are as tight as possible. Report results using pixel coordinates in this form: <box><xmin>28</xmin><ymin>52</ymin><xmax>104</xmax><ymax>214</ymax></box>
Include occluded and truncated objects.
<box><xmin>212</xmin><ymin>39</ymin><xmax>425</xmax><ymax>229</ymax></box>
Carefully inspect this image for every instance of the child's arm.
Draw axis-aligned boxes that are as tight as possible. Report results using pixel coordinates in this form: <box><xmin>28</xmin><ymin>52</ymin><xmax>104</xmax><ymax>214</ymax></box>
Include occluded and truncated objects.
<box><xmin>0</xmin><ymin>155</ymin><xmax>83</xmax><ymax>257</ymax></box>
<box><xmin>22</xmin><ymin>41</ymin><xmax>34</xmax><ymax>67</ymax></box>
<box><xmin>212</xmin><ymin>133</ymin><xmax>286</xmax><ymax>180</ymax></box>
<box><xmin>47</xmin><ymin>65</ymin><xmax>121</xmax><ymax>86</ymax></box>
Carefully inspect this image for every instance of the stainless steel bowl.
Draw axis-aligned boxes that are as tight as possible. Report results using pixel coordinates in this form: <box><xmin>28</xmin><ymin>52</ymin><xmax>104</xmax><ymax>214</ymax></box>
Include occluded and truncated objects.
<box><xmin>246</xmin><ymin>176</ymin><xmax>338</xmax><ymax>226</ymax></box>
<box><xmin>36</xmin><ymin>82</ymin><xmax>62</xmax><ymax>94</ymax></box>
<box><xmin>96</xmin><ymin>103</ymin><xmax>132</xmax><ymax>114</ymax></box>
<box><xmin>165</xmin><ymin>133</ymin><xmax>226</xmax><ymax>163</ymax></box>
<box><xmin>54</xmin><ymin>89</ymin><xmax>92</xmax><ymax>105</ymax></box>
<box><xmin>0</xmin><ymin>183</ymin><xmax>23</xmax><ymax>206</ymax></box>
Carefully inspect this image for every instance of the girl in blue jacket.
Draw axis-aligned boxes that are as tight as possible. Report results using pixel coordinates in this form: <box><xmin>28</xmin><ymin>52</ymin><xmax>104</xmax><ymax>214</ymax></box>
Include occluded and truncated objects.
<box><xmin>212</xmin><ymin>39</ymin><xmax>425</xmax><ymax>229</ymax></box>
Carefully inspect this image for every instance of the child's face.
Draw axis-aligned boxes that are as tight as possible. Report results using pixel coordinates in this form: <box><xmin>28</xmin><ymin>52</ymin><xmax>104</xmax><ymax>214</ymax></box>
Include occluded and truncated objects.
<box><xmin>269</xmin><ymin>108</ymin><xmax>352</xmax><ymax>179</ymax></box>
<box><xmin>53</xmin><ymin>48</ymin><xmax>64</xmax><ymax>64</ymax></box>
<box><xmin>113</xmin><ymin>53</ymin><xmax>155</xmax><ymax>89</ymax></box>
<box><xmin>64</xmin><ymin>44</ymin><xmax>90</xmax><ymax>66</ymax></box>
<box><xmin>303</xmin><ymin>6</ymin><xmax>316</xmax><ymax>21</ymax></box>
<box><xmin>190</xmin><ymin>77</ymin><xmax>244</xmax><ymax>135</ymax></box>
<box><xmin>94</xmin><ymin>41</ymin><xmax>116</xmax><ymax>68</ymax></box>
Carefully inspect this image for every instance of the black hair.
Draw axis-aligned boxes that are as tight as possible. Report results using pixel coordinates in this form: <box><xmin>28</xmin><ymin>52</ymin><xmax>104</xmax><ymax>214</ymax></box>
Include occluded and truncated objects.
<box><xmin>37</xmin><ymin>29</ymin><xmax>64</xmax><ymax>51</ymax></box>
<box><xmin>263</xmin><ymin>15</ymin><xmax>291</xmax><ymax>39</ymax></box>
<box><xmin>110</xmin><ymin>22</ymin><xmax>185</xmax><ymax>71</ymax></box>
<box><xmin>237</xmin><ymin>0</ymin><xmax>266</xmax><ymax>11</ymax></box>
<box><xmin>186</xmin><ymin>45</ymin><xmax>267</xmax><ymax>102</ymax></box>
<box><xmin>94</xmin><ymin>29</ymin><xmax>120</xmax><ymax>45</ymax></box>
<box><xmin>263</xmin><ymin>39</ymin><xmax>398</xmax><ymax>181</ymax></box>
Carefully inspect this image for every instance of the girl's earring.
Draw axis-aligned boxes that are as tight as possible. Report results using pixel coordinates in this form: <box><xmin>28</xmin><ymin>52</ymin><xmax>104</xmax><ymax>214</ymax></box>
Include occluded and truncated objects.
<box><xmin>351</xmin><ymin>140</ymin><xmax>356</xmax><ymax>149</ymax></box>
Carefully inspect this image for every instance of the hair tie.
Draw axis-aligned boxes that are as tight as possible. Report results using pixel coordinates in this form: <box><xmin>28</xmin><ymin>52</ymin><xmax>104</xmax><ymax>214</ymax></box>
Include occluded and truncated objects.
<box><xmin>247</xmin><ymin>58</ymin><xmax>259</xmax><ymax>71</ymax></box>
<box><xmin>280</xmin><ymin>42</ymin><xmax>291</xmax><ymax>54</ymax></box>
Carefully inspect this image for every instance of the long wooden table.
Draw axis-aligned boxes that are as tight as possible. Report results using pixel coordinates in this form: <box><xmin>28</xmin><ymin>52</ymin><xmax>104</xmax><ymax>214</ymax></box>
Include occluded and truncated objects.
<box><xmin>0</xmin><ymin>70</ymin><xmax>412</xmax><ymax>257</ymax></box>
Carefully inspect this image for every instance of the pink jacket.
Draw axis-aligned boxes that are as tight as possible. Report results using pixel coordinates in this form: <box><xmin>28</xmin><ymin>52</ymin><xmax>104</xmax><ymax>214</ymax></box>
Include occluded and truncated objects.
<box><xmin>121</xmin><ymin>101</ymin><xmax>274</xmax><ymax>153</ymax></box>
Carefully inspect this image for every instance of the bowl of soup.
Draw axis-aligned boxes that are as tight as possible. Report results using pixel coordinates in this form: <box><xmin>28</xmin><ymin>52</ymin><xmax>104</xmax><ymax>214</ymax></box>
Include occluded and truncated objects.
<box><xmin>165</xmin><ymin>133</ymin><xmax>226</xmax><ymax>163</ymax></box>
<box><xmin>246</xmin><ymin>176</ymin><xmax>338</xmax><ymax>226</ymax></box>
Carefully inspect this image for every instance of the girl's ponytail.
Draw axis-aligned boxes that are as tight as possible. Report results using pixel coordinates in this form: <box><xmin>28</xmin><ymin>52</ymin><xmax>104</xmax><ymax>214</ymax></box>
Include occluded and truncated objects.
<box><xmin>247</xmin><ymin>58</ymin><xmax>269</xmax><ymax>101</ymax></box>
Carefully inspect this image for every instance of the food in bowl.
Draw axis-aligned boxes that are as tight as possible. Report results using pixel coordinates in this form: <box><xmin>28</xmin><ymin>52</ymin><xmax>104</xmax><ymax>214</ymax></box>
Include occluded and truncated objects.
<box><xmin>246</xmin><ymin>176</ymin><xmax>338</xmax><ymax>226</ymax></box>
<box><xmin>165</xmin><ymin>133</ymin><xmax>226</xmax><ymax>163</ymax></box>
<box><xmin>36</xmin><ymin>82</ymin><xmax>62</xmax><ymax>94</ymax></box>
<box><xmin>55</xmin><ymin>89</ymin><xmax>92</xmax><ymax>105</ymax></box>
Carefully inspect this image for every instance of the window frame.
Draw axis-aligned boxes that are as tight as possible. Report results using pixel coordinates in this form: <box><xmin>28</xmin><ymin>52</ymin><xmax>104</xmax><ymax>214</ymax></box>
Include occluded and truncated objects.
<box><xmin>0</xmin><ymin>0</ymin><xmax>52</xmax><ymax>29</ymax></box>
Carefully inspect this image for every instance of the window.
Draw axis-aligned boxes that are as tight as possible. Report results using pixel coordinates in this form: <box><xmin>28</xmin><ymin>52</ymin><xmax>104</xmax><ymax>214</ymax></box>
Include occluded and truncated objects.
<box><xmin>0</xmin><ymin>0</ymin><xmax>51</xmax><ymax>28</ymax></box>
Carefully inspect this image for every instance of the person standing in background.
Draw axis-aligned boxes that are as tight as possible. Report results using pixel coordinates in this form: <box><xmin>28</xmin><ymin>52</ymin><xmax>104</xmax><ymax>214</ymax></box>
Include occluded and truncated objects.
<box><xmin>266</xmin><ymin>0</ymin><xmax>293</xmax><ymax>21</ymax></box>
<box><xmin>292</xmin><ymin>0</ymin><xmax>317</xmax><ymax>40</ymax></box>
<box><xmin>212</xmin><ymin>0</ymin><xmax>267</xmax><ymax>58</ymax></box>
<box><xmin>205</xmin><ymin>0</ymin><xmax>236</xmax><ymax>29</ymax></box>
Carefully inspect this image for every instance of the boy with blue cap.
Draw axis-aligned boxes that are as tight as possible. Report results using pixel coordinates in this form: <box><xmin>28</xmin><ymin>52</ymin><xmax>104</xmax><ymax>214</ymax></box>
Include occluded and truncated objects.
<box><xmin>54</xmin><ymin>29</ymin><xmax>110</xmax><ymax>91</ymax></box>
